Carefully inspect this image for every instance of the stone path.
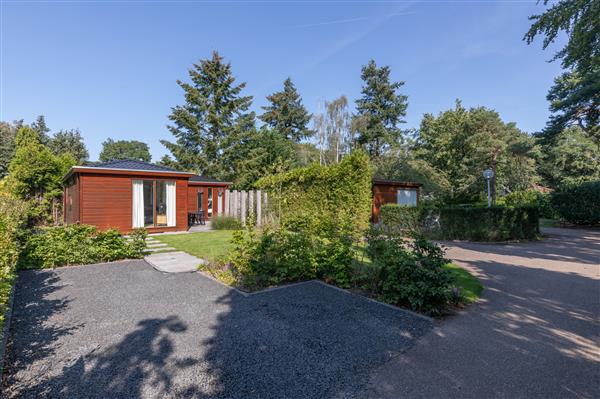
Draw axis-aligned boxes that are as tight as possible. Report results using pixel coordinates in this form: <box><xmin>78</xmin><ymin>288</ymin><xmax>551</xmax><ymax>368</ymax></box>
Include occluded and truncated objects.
<box><xmin>143</xmin><ymin>236</ymin><xmax>205</xmax><ymax>273</ymax></box>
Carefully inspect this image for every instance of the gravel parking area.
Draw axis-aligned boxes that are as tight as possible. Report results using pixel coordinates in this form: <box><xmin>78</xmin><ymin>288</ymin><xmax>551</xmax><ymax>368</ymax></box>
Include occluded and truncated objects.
<box><xmin>3</xmin><ymin>261</ymin><xmax>431</xmax><ymax>398</ymax></box>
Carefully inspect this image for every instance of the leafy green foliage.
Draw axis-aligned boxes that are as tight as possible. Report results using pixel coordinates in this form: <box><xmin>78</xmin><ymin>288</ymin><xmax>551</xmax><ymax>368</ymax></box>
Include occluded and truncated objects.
<box><xmin>0</xmin><ymin>121</ymin><xmax>21</xmax><ymax>178</ymax></box>
<box><xmin>48</xmin><ymin>129</ymin><xmax>89</xmax><ymax>163</ymax></box>
<box><xmin>259</xmin><ymin>77</ymin><xmax>313</xmax><ymax>142</ymax></box>
<box><xmin>378</xmin><ymin>204</ymin><xmax>422</xmax><ymax>234</ymax></box>
<box><xmin>211</xmin><ymin>215</ymin><xmax>241</xmax><ymax>230</ymax></box>
<box><xmin>416</xmin><ymin>100</ymin><xmax>538</xmax><ymax>203</ymax></box>
<box><xmin>230</xmin><ymin>127</ymin><xmax>296</xmax><ymax>189</ymax></box>
<box><xmin>162</xmin><ymin>51</ymin><xmax>254</xmax><ymax>180</ymax></box>
<box><xmin>0</xmin><ymin>193</ymin><xmax>29</xmax><ymax>331</ymax></box>
<box><xmin>354</xmin><ymin>60</ymin><xmax>408</xmax><ymax>157</ymax></box>
<box><xmin>364</xmin><ymin>228</ymin><xmax>456</xmax><ymax>316</ymax></box>
<box><xmin>500</xmin><ymin>190</ymin><xmax>556</xmax><ymax>218</ymax></box>
<box><xmin>99</xmin><ymin>138</ymin><xmax>151</xmax><ymax>162</ymax></box>
<box><xmin>525</xmin><ymin>0</ymin><xmax>599</xmax><ymax>142</ymax></box>
<box><xmin>6</xmin><ymin>127</ymin><xmax>75</xmax><ymax>224</ymax></box>
<box><xmin>425</xmin><ymin>205</ymin><xmax>540</xmax><ymax>241</ymax></box>
<box><xmin>228</xmin><ymin>151</ymin><xmax>372</xmax><ymax>289</ymax></box>
<box><xmin>20</xmin><ymin>224</ymin><xmax>147</xmax><ymax>269</ymax></box>
<box><xmin>537</xmin><ymin>126</ymin><xmax>600</xmax><ymax>188</ymax></box>
<box><xmin>551</xmin><ymin>180</ymin><xmax>600</xmax><ymax>225</ymax></box>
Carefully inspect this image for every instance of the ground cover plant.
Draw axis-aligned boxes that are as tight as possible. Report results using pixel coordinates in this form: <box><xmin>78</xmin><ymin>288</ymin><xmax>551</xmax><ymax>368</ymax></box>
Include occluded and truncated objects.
<box><xmin>19</xmin><ymin>225</ymin><xmax>147</xmax><ymax>269</ymax></box>
<box><xmin>210</xmin><ymin>215</ymin><xmax>241</xmax><ymax>230</ymax></box>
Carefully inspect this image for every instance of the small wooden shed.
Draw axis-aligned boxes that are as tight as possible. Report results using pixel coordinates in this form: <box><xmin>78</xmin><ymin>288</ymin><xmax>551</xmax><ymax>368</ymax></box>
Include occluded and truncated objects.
<box><xmin>371</xmin><ymin>178</ymin><xmax>423</xmax><ymax>223</ymax></box>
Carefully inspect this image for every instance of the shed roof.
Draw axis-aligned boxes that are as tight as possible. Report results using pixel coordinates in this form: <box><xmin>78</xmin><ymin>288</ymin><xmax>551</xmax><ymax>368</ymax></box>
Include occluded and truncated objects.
<box><xmin>372</xmin><ymin>178</ymin><xmax>423</xmax><ymax>187</ymax></box>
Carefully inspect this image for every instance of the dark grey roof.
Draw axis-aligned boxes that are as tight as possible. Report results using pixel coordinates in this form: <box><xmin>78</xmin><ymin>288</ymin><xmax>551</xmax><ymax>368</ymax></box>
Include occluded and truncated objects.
<box><xmin>88</xmin><ymin>159</ymin><xmax>182</xmax><ymax>173</ymax></box>
<box><xmin>189</xmin><ymin>174</ymin><xmax>226</xmax><ymax>183</ymax></box>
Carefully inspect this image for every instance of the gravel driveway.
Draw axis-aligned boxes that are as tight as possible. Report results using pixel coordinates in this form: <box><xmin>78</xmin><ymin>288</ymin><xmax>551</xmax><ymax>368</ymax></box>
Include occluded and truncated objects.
<box><xmin>366</xmin><ymin>227</ymin><xmax>600</xmax><ymax>399</ymax></box>
<box><xmin>3</xmin><ymin>261</ymin><xmax>431</xmax><ymax>398</ymax></box>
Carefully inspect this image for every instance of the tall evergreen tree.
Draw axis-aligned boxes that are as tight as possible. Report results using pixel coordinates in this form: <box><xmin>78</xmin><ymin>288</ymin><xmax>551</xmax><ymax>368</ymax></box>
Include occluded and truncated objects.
<box><xmin>353</xmin><ymin>60</ymin><xmax>408</xmax><ymax>158</ymax></box>
<box><xmin>0</xmin><ymin>121</ymin><xmax>22</xmax><ymax>178</ymax></box>
<box><xmin>524</xmin><ymin>0</ymin><xmax>599</xmax><ymax>142</ymax></box>
<box><xmin>259</xmin><ymin>78</ymin><xmax>313</xmax><ymax>142</ymax></box>
<box><xmin>30</xmin><ymin>115</ymin><xmax>51</xmax><ymax>145</ymax></box>
<box><xmin>161</xmin><ymin>51</ymin><xmax>254</xmax><ymax>179</ymax></box>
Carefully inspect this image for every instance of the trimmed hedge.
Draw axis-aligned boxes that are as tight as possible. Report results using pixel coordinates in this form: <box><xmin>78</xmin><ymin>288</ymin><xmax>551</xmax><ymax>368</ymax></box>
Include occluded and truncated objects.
<box><xmin>551</xmin><ymin>181</ymin><xmax>600</xmax><ymax>225</ymax></box>
<box><xmin>427</xmin><ymin>206</ymin><xmax>540</xmax><ymax>241</ymax></box>
<box><xmin>500</xmin><ymin>190</ymin><xmax>556</xmax><ymax>219</ymax></box>
<box><xmin>20</xmin><ymin>224</ymin><xmax>147</xmax><ymax>269</ymax></box>
<box><xmin>380</xmin><ymin>204</ymin><xmax>540</xmax><ymax>241</ymax></box>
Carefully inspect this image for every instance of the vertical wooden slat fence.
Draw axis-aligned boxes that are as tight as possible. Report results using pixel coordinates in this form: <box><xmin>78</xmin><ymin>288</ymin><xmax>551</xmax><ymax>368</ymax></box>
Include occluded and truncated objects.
<box><xmin>225</xmin><ymin>189</ymin><xmax>269</xmax><ymax>225</ymax></box>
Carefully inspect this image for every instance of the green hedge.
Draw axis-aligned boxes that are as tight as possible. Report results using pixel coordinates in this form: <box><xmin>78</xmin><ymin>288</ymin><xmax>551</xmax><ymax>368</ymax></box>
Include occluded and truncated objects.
<box><xmin>428</xmin><ymin>205</ymin><xmax>540</xmax><ymax>241</ymax></box>
<box><xmin>500</xmin><ymin>190</ymin><xmax>556</xmax><ymax>219</ymax></box>
<box><xmin>0</xmin><ymin>194</ymin><xmax>28</xmax><ymax>333</ymax></box>
<box><xmin>551</xmin><ymin>181</ymin><xmax>600</xmax><ymax>225</ymax></box>
<box><xmin>19</xmin><ymin>224</ymin><xmax>147</xmax><ymax>269</ymax></box>
<box><xmin>211</xmin><ymin>215</ymin><xmax>241</xmax><ymax>230</ymax></box>
<box><xmin>380</xmin><ymin>204</ymin><xmax>540</xmax><ymax>241</ymax></box>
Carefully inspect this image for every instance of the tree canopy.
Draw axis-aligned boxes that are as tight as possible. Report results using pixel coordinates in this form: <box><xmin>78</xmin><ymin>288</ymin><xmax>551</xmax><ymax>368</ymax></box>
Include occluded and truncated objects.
<box><xmin>259</xmin><ymin>78</ymin><xmax>313</xmax><ymax>142</ymax></box>
<box><xmin>99</xmin><ymin>139</ymin><xmax>151</xmax><ymax>162</ymax></box>
<box><xmin>525</xmin><ymin>0</ymin><xmax>599</xmax><ymax>141</ymax></box>
<box><xmin>415</xmin><ymin>101</ymin><xmax>537</xmax><ymax>203</ymax></box>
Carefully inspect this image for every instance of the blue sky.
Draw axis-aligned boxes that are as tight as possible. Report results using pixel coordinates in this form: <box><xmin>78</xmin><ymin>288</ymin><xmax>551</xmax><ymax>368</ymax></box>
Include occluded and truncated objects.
<box><xmin>1</xmin><ymin>0</ymin><xmax>564</xmax><ymax>161</ymax></box>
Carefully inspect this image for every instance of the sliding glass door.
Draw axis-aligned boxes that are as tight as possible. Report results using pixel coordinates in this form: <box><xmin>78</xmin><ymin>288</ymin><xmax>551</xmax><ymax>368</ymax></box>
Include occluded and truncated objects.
<box><xmin>143</xmin><ymin>180</ymin><xmax>154</xmax><ymax>227</ymax></box>
<box><xmin>133</xmin><ymin>180</ymin><xmax>176</xmax><ymax>228</ymax></box>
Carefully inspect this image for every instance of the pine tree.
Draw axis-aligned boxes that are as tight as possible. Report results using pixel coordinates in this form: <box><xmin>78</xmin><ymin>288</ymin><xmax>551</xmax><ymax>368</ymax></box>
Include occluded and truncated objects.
<box><xmin>30</xmin><ymin>115</ymin><xmax>51</xmax><ymax>145</ymax></box>
<box><xmin>259</xmin><ymin>78</ymin><xmax>313</xmax><ymax>142</ymax></box>
<box><xmin>161</xmin><ymin>51</ymin><xmax>254</xmax><ymax>179</ymax></box>
<box><xmin>48</xmin><ymin>129</ymin><xmax>89</xmax><ymax>164</ymax></box>
<box><xmin>353</xmin><ymin>60</ymin><xmax>408</xmax><ymax>158</ymax></box>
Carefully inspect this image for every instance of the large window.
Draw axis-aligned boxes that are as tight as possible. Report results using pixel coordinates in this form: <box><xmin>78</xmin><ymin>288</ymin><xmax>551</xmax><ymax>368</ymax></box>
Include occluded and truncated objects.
<box><xmin>397</xmin><ymin>189</ymin><xmax>417</xmax><ymax>207</ymax></box>
<box><xmin>207</xmin><ymin>187</ymin><xmax>213</xmax><ymax>217</ymax></box>
<box><xmin>197</xmin><ymin>191</ymin><xmax>204</xmax><ymax>211</ymax></box>
<box><xmin>133</xmin><ymin>180</ymin><xmax>176</xmax><ymax>228</ymax></box>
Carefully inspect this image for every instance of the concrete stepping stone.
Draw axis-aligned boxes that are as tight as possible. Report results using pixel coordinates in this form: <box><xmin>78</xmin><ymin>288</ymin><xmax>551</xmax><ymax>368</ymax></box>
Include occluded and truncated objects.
<box><xmin>144</xmin><ymin>246</ymin><xmax>176</xmax><ymax>253</ymax></box>
<box><xmin>144</xmin><ymin>251</ymin><xmax>206</xmax><ymax>273</ymax></box>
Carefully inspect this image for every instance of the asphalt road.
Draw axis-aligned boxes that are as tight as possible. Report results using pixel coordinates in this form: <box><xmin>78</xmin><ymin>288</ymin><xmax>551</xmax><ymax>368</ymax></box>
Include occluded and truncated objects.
<box><xmin>365</xmin><ymin>227</ymin><xmax>600</xmax><ymax>398</ymax></box>
<box><xmin>3</xmin><ymin>261</ymin><xmax>431</xmax><ymax>398</ymax></box>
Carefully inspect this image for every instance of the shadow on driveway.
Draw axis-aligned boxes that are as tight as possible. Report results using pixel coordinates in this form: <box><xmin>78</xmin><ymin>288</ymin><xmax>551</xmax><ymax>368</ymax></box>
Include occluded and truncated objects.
<box><xmin>3</xmin><ymin>261</ymin><xmax>431</xmax><ymax>398</ymax></box>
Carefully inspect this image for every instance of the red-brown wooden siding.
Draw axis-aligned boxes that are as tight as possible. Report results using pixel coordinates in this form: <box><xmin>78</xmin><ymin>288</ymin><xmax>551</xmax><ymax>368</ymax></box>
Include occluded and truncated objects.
<box><xmin>371</xmin><ymin>182</ymin><xmax>421</xmax><ymax>223</ymax></box>
<box><xmin>77</xmin><ymin>173</ymin><xmax>189</xmax><ymax>233</ymax></box>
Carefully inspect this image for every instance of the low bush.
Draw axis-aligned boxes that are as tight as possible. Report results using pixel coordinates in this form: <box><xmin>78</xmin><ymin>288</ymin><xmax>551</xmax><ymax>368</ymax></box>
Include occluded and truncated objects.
<box><xmin>551</xmin><ymin>181</ymin><xmax>600</xmax><ymax>225</ymax></box>
<box><xmin>364</xmin><ymin>227</ymin><xmax>457</xmax><ymax>316</ymax></box>
<box><xmin>211</xmin><ymin>215</ymin><xmax>241</xmax><ymax>230</ymax></box>
<box><xmin>20</xmin><ymin>224</ymin><xmax>147</xmax><ymax>269</ymax></box>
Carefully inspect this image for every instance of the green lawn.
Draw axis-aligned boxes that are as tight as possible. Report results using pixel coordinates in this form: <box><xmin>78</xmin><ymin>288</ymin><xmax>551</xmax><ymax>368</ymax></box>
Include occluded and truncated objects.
<box><xmin>444</xmin><ymin>263</ymin><xmax>483</xmax><ymax>303</ymax></box>
<box><xmin>154</xmin><ymin>230</ymin><xmax>234</xmax><ymax>262</ymax></box>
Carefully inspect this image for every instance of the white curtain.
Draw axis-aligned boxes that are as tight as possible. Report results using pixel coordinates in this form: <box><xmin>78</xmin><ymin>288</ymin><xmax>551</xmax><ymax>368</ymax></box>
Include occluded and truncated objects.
<box><xmin>166</xmin><ymin>181</ymin><xmax>176</xmax><ymax>227</ymax></box>
<box><xmin>397</xmin><ymin>189</ymin><xmax>417</xmax><ymax>207</ymax></box>
<box><xmin>132</xmin><ymin>180</ymin><xmax>144</xmax><ymax>228</ymax></box>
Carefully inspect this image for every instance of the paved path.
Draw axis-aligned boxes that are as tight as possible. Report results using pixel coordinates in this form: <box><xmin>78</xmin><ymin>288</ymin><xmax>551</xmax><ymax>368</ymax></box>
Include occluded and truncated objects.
<box><xmin>365</xmin><ymin>227</ymin><xmax>600</xmax><ymax>399</ymax></box>
<box><xmin>144</xmin><ymin>236</ymin><xmax>204</xmax><ymax>273</ymax></box>
<box><xmin>3</xmin><ymin>262</ymin><xmax>430</xmax><ymax>398</ymax></box>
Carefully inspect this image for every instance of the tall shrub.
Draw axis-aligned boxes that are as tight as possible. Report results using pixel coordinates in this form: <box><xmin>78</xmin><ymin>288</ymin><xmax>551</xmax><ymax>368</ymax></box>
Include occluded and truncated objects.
<box><xmin>551</xmin><ymin>181</ymin><xmax>600</xmax><ymax>225</ymax></box>
<box><xmin>232</xmin><ymin>151</ymin><xmax>372</xmax><ymax>288</ymax></box>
